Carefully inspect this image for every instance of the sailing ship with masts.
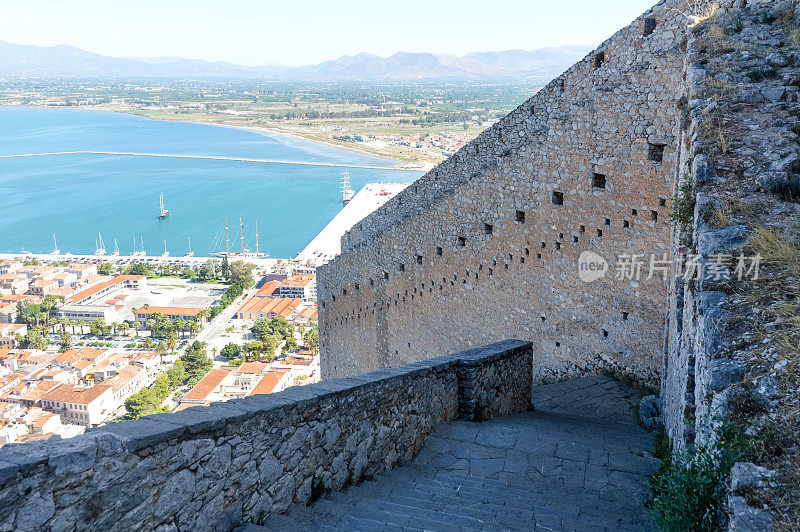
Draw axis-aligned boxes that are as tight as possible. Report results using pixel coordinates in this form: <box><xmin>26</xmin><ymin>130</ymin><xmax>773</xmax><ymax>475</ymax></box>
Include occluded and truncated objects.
<box><xmin>94</xmin><ymin>233</ymin><xmax>106</xmax><ymax>256</ymax></box>
<box><xmin>211</xmin><ymin>216</ymin><xmax>268</xmax><ymax>258</ymax></box>
<box><xmin>158</xmin><ymin>192</ymin><xmax>169</xmax><ymax>219</ymax></box>
<box><xmin>50</xmin><ymin>235</ymin><xmax>60</xmax><ymax>255</ymax></box>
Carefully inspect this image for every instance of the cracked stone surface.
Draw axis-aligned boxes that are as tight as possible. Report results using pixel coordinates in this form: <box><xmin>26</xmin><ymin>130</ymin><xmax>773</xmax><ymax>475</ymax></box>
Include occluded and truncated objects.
<box><xmin>248</xmin><ymin>376</ymin><xmax>660</xmax><ymax>531</ymax></box>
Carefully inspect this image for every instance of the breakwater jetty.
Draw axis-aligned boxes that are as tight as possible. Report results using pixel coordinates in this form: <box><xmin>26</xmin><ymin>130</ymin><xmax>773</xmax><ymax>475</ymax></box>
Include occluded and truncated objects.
<box><xmin>0</xmin><ymin>151</ymin><xmax>426</xmax><ymax>172</ymax></box>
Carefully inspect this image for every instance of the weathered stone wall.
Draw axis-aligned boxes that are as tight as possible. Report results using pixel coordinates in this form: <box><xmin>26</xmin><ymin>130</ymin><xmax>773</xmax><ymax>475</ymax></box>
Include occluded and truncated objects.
<box><xmin>0</xmin><ymin>340</ymin><xmax>531</xmax><ymax>532</ymax></box>
<box><xmin>318</xmin><ymin>0</ymin><xmax>689</xmax><ymax>384</ymax></box>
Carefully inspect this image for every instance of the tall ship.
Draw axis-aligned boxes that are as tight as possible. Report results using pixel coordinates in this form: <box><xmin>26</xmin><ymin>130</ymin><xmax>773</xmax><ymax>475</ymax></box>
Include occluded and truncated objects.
<box><xmin>184</xmin><ymin>237</ymin><xmax>194</xmax><ymax>257</ymax></box>
<box><xmin>341</xmin><ymin>170</ymin><xmax>355</xmax><ymax>204</ymax></box>
<box><xmin>94</xmin><ymin>233</ymin><xmax>106</xmax><ymax>256</ymax></box>
<box><xmin>211</xmin><ymin>217</ymin><xmax>268</xmax><ymax>259</ymax></box>
<box><xmin>158</xmin><ymin>192</ymin><xmax>169</xmax><ymax>219</ymax></box>
<box><xmin>50</xmin><ymin>234</ymin><xmax>60</xmax><ymax>255</ymax></box>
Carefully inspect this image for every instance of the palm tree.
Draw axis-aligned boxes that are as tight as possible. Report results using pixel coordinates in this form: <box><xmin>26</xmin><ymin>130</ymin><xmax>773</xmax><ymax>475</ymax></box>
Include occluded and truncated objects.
<box><xmin>174</xmin><ymin>318</ymin><xmax>186</xmax><ymax>339</ymax></box>
<box><xmin>166</xmin><ymin>335</ymin><xmax>177</xmax><ymax>354</ymax></box>
<box><xmin>156</xmin><ymin>341</ymin><xmax>167</xmax><ymax>364</ymax></box>
<box><xmin>189</xmin><ymin>319</ymin><xmax>200</xmax><ymax>338</ymax></box>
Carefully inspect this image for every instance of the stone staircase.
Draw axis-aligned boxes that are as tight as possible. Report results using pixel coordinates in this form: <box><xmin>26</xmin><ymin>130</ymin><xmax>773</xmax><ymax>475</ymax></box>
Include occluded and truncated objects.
<box><xmin>244</xmin><ymin>376</ymin><xmax>660</xmax><ymax>531</ymax></box>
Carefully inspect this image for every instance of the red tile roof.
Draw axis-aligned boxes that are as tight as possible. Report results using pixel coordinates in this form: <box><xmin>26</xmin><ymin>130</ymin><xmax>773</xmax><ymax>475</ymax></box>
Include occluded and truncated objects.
<box><xmin>249</xmin><ymin>370</ymin><xmax>288</xmax><ymax>396</ymax></box>
<box><xmin>182</xmin><ymin>369</ymin><xmax>229</xmax><ymax>401</ymax></box>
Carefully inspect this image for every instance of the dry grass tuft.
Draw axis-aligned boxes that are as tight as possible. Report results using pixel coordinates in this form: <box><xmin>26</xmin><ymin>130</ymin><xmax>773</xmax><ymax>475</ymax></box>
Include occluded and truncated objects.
<box><xmin>750</xmin><ymin>228</ymin><xmax>800</xmax><ymax>277</ymax></box>
<box><xmin>675</xmin><ymin>0</ymin><xmax>719</xmax><ymax>26</ymax></box>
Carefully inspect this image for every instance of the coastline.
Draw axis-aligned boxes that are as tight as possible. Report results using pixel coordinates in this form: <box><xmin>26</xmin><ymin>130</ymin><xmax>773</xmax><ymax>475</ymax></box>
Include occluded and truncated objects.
<box><xmin>117</xmin><ymin>108</ymin><xmax>440</xmax><ymax>170</ymax></box>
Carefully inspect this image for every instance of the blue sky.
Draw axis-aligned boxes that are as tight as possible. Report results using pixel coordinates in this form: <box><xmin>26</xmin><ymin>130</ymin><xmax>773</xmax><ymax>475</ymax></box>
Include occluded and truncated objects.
<box><xmin>1</xmin><ymin>0</ymin><xmax>657</xmax><ymax>65</ymax></box>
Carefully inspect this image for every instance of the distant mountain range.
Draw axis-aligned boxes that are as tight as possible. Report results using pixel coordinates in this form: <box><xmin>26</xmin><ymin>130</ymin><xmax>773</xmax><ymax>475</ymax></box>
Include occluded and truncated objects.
<box><xmin>0</xmin><ymin>41</ymin><xmax>591</xmax><ymax>80</ymax></box>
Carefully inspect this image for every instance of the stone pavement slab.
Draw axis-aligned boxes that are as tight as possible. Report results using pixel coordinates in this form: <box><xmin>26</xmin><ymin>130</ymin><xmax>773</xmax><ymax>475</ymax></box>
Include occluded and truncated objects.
<box><xmin>252</xmin><ymin>376</ymin><xmax>659</xmax><ymax>531</ymax></box>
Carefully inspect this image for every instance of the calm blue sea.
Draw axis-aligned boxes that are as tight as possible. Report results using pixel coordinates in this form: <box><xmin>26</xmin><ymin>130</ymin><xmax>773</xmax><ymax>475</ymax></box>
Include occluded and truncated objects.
<box><xmin>0</xmin><ymin>106</ymin><xmax>419</xmax><ymax>257</ymax></box>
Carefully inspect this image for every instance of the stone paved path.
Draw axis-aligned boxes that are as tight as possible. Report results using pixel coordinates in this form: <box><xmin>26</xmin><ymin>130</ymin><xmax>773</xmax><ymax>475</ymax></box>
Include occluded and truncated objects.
<box><xmin>247</xmin><ymin>376</ymin><xmax>660</xmax><ymax>531</ymax></box>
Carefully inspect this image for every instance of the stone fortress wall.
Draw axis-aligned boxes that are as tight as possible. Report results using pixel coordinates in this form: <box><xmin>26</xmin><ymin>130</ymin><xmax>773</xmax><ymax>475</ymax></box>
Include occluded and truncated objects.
<box><xmin>318</xmin><ymin>0</ymin><xmax>689</xmax><ymax>385</ymax></box>
<box><xmin>0</xmin><ymin>342</ymin><xmax>532</xmax><ymax>531</ymax></box>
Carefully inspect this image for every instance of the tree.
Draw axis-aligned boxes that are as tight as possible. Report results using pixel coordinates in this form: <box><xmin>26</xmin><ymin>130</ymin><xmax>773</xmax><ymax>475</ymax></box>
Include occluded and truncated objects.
<box><xmin>180</xmin><ymin>341</ymin><xmax>212</xmax><ymax>382</ymax></box>
<box><xmin>167</xmin><ymin>360</ymin><xmax>186</xmax><ymax>388</ymax></box>
<box><xmin>228</xmin><ymin>260</ymin><xmax>256</xmax><ymax>287</ymax></box>
<box><xmin>125</xmin><ymin>263</ymin><xmax>152</xmax><ymax>276</ymax></box>
<box><xmin>221</xmin><ymin>255</ymin><xmax>230</xmax><ymax>280</ymax></box>
<box><xmin>58</xmin><ymin>332</ymin><xmax>72</xmax><ymax>353</ymax></box>
<box><xmin>156</xmin><ymin>341</ymin><xmax>167</xmax><ymax>364</ymax></box>
<box><xmin>198</xmin><ymin>260</ymin><xmax>217</xmax><ymax>281</ymax></box>
<box><xmin>166</xmin><ymin>335</ymin><xmax>178</xmax><ymax>354</ymax></box>
<box><xmin>304</xmin><ymin>327</ymin><xmax>319</xmax><ymax>355</ymax></box>
<box><xmin>144</xmin><ymin>337</ymin><xmax>154</xmax><ymax>350</ymax></box>
<box><xmin>124</xmin><ymin>388</ymin><xmax>162</xmax><ymax>419</ymax></box>
<box><xmin>22</xmin><ymin>327</ymin><xmax>48</xmax><ymax>350</ymax></box>
<box><xmin>285</xmin><ymin>336</ymin><xmax>298</xmax><ymax>351</ymax></box>
<box><xmin>220</xmin><ymin>342</ymin><xmax>241</xmax><ymax>361</ymax></box>
<box><xmin>174</xmin><ymin>318</ymin><xmax>186</xmax><ymax>338</ymax></box>
<box><xmin>261</xmin><ymin>335</ymin><xmax>278</xmax><ymax>362</ymax></box>
<box><xmin>90</xmin><ymin>318</ymin><xmax>107</xmax><ymax>337</ymax></box>
<box><xmin>98</xmin><ymin>262</ymin><xmax>114</xmax><ymax>275</ymax></box>
<box><xmin>152</xmin><ymin>373</ymin><xmax>171</xmax><ymax>400</ymax></box>
<box><xmin>242</xmin><ymin>341</ymin><xmax>263</xmax><ymax>362</ymax></box>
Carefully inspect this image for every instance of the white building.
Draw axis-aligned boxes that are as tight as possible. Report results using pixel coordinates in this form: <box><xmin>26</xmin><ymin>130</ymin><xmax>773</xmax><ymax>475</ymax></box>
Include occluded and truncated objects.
<box><xmin>41</xmin><ymin>384</ymin><xmax>114</xmax><ymax>427</ymax></box>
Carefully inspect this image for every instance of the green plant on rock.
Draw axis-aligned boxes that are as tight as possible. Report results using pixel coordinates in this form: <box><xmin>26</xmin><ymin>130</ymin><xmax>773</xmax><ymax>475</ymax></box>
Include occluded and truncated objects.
<box><xmin>651</xmin><ymin>421</ymin><xmax>746</xmax><ymax>532</ymax></box>
<box><xmin>672</xmin><ymin>178</ymin><xmax>698</xmax><ymax>225</ymax></box>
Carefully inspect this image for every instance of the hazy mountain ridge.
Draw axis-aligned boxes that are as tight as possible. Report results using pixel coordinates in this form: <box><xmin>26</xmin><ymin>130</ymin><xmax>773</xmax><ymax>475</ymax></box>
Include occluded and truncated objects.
<box><xmin>0</xmin><ymin>40</ymin><xmax>591</xmax><ymax>80</ymax></box>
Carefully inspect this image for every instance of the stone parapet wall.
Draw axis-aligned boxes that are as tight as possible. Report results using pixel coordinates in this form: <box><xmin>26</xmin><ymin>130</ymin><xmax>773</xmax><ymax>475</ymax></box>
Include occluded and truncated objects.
<box><xmin>319</xmin><ymin>0</ymin><xmax>689</xmax><ymax>384</ymax></box>
<box><xmin>0</xmin><ymin>340</ymin><xmax>532</xmax><ymax>532</ymax></box>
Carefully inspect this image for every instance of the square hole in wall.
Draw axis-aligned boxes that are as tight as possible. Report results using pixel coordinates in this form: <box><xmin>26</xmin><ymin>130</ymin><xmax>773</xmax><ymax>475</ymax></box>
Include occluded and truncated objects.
<box><xmin>644</xmin><ymin>17</ymin><xmax>657</xmax><ymax>36</ymax></box>
<box><xmin>416</xmin><ymin>254</ymin><xmax>423</xmax><ymax>265</ymax></box>
<box><xmin>592</xmin><ymin>172</ymin><xmax>607</xmax><ymax>189</ymax></box>
<box><xmin>552</xmin><ymin>191</ymin><xmax>564</xmax><ymax>205</ymax></box>
<box><xmin>604</xmin><ymin>218</ymin><xmax>611</xmax><ymax>226</ymax></box>
<box><xmin>342</xmin><ymin>288</ymin><xmax>347</xmax><ymax>296</ymax></box>
<box><xmin>384</xmin><ymin>272</ymin><xmax>389</xmax><ymax>280</ymax></box>
<box><xmin>458</xmin><ymin>236</ymin><xmax>466</xmax><ymax>247</ymax></box>
<box><xmin>580</xmin><ymin>225</ymin><xmax>586</xmax><ymax>233</ymax></box>
<box><xmin>488</xmin><ymin>267</ymin><xmax>493</xmax><ymax>276</ymax></box>
<box><xmin>537</xmin><ymin>252</ymin><xmax>542</xmax><ymax>259</ymax></box>
<box><xmin>602</xmin><ymin>329</ymin><xmax>609</xmax><ymax>338</ymax></box>
<box><xmin>648</xmin><ymin>142</ymin><xmax>666</xmax><ymax>162</ymax></box>
<box><xmin>436</xmin><ymin>246</ymin><xmax>443</xmax><ymax>256</ymax></box>
<box><xmin>484</xmin><ymin>223</ymin><xmax>493</xmax><ymax>235</ymax></box>
<box><xmin>521</xmin><ymin>257</ymin><xmax>525</xmax><ymax>264</ymax></box>
<box><xmin>622</xmin><ymin>311</ymin><xmax>629</xmax><ymax>321</ymax></box>
<box><xmin>399</xmin><ymin>263</ymin><xmax>405</xmax><ymax>272</ymax></box>
<box><xmin>504</xmin><ymin>263</ymin><xmax>509</xmax><ymax>270</ymax></box>
<box><xmin>369</xmin><ymin>278</ymin><xmax>374</xmax><ymax>287</ymax></box>
<box><xmin>555</xmin><ymin>242</ymin><xmax>561</xmax><ymax>250</ymax></box>
<box><xmin>651</xmin><ymin>210</ymin><xmax>659</xmax><ymax>221</ymax></box>
<box><xmin>573</xmin><ymin>235</ymin><xmax>579</xmax><ymax>243</ymax></box>
<box><xmin>597</xmin><ymin>229</ymin><xmax>603</xmax><ymax>237</ymax></box>
<box><xmin>555</xmin><ymin>341</ymin><xmax>561</xmax><ymax>347</ymax></box>
<box><xmin>623</xmin><ymin>219</ymin><xmax>631</xmax><ymax>228</ymax></box>
<box><xmin>559</xmin><ymin>232</ymin><xmax>564</xmax><ymax>239</ymax></box>
<box><xmin>525</xmin><ymin>247</ymin><xmax>530</xmax><ymax>256</ymax></box>
<box><xmin>593</xmin><ymin>51</ymin><xmax>605</xmax><ymax>68</ymax></box>
<box><xmin>354</xmin><ymin>283</ymin><xmax>360</xmax><ymax>291</ymax></box>
<box><xmin>515</xmin><ymin>210</ymin><xmax>526</xmax><ymax>223</ymax></box>
<box><xmin>632</xmin><ymin>208</ymin><xmax>638</xmax><ymax>216</ymax></box>
<box><xmin>541</xmin><ymin>242</ymin><xmax>546</xmax><ymax>249</ymax></box>
<box><xmin>659</xmin><ymin>198</ymin><xmax>667</xmax><ymax>207</ymax></box>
